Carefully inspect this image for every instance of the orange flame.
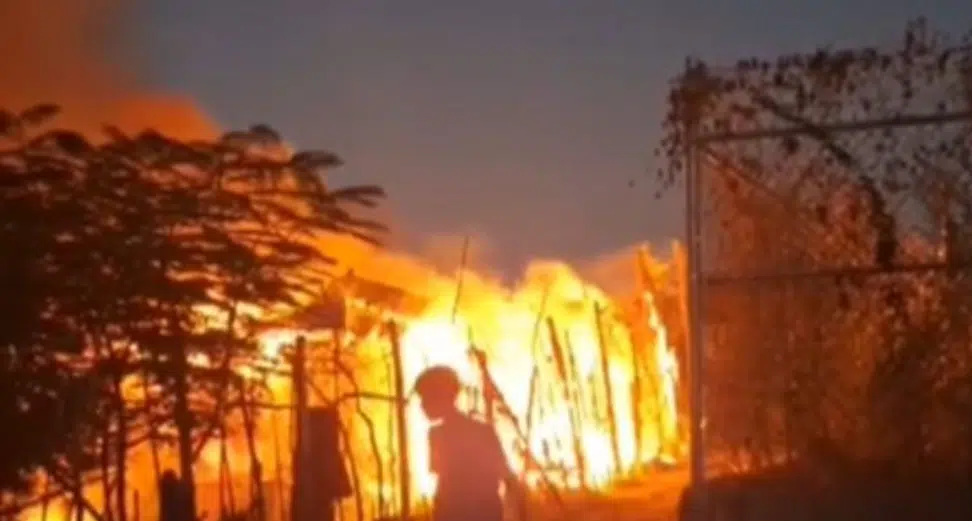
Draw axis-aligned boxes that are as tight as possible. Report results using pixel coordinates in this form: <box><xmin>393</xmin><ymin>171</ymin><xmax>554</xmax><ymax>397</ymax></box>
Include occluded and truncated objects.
<box><xmin>13</xmin><ymin>244</ymin><xmax>681</xmax><ymax>521</ymax></box>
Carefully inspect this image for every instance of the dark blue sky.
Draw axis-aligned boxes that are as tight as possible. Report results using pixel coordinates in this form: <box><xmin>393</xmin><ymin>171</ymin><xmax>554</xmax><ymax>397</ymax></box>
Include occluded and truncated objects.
<box><xmin>133</xmin><ymin>0</ymin><xmax>968</xmax><ymax>273</ymax></box>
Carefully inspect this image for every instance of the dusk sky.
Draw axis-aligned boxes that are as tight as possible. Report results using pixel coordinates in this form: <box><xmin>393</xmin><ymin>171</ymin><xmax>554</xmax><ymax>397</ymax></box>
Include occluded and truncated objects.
<box><xmin>134</xmin><ymin>0</ymin><xmax>969</xmax><ymax>274</ymax></box>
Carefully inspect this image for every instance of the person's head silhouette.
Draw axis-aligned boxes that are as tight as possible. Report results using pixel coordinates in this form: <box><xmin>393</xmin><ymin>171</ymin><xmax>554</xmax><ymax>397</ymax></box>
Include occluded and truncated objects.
<box><xmin>413</xmin><ymin>365</ymin><xmax>461</xmax><ymax>421</ymax></box>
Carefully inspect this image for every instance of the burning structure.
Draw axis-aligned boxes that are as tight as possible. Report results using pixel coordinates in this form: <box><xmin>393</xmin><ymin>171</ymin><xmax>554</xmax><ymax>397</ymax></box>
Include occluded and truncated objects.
<box><xmin>9</xmin><ymin>240</ymin><xmax>685</xmax><ymax>521</ymax></box>
<box><xmin>220</xmin><ymin>241</ymin><xmax>683</xmax><ymax>521</ymax></box>
<box><xmin>270</xmin><ymin>243</ymin><xmax>685</xmax><ymax>515</ymax></box>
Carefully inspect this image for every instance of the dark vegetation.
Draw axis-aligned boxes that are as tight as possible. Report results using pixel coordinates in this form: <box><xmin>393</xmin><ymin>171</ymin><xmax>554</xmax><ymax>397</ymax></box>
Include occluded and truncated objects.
<box><xmin>0</xmin><ymin>106</ymin><xmax>384</xmax><ymax>519</ymax></box>
<box><xmin>660</xmin><ymin>18</ymin><xmax>972</xmax><ymax>521</ymax></box>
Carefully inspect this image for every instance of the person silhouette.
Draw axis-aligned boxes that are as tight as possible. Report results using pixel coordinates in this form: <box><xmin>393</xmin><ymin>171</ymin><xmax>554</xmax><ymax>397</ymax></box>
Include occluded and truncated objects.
<box><xmin>414</xmin><ymin>365</ymin><xmax>524</xmax><ymax>521</ymax></box>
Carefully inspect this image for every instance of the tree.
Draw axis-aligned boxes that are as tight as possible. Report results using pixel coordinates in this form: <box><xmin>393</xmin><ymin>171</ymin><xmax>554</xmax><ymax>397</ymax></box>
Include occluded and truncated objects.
<box><xmin>0</xmin><ymin>104</ymin><xmax>107</xmax><ymax>497</ymax></box>
<box><xmin>0</xmin><ymin>104</ymin><xmax>385</xmax><ymax>521</ymax></box>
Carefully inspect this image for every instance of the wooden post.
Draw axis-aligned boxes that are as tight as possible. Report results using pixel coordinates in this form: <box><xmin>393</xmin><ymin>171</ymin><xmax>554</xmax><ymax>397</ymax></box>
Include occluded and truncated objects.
<box><xmin>140</xmin><ymin>372</ymin><xmax>162</xmax><ymax>488</ymax></box>
<box><xmin>471</xmin><ymin>346</ymin><xmax>496</xmax><ymax>426</ymax></box>
<box><xmin>272</xmin><ymin>408</ymin><xmax>287</xmax><ymax>521</ymax></box>
<box><xmin>290</xmin><ymin>336</ymin><xmax>306</xmax><ymax>521</ymax></box>
<box><xmin>158</xmin><ymin>470</ymin><xmax>189</xmax><ymax>521</ymax></box>
<box><xmin>671</xmin><ymin>242</ymin><xmax>690</xmax><ymax>388</ymax></box>
<box><xmin>594</xmin><ymin>303</ymin><xmax>623</xmax><ymax>475</ymax></box>
<box><xmin>217</xmin><ymin>428</ymin><xmax>227</xmax><ymax>518</ymax></box>
<box><xmin>519</xmin><ymin>365</ymin><xmax>541</xmax><ymax>488</ymax></box>
<box><xmin>626</xmin><ymin>329</ymin><xmax>645</xmax><ymax>465</ymax></box>
<box><xmin>523</xmin><ymin>286</ymin><xmax>551</xmax><ymax>437</ymax></box>
<box><xmin>240</xmin><ymin>389</ymin><xmax>266</xmax><ymax>521</ymax></box>
<box><xmin>471</xmin><ymin>348</ymin><xmax>565</xmax><ymax>508</ymax></box>
<box><xmin>522</xmin><ymin>368</ymin><xmax>540</xmax><ymax>437</ymax></box>
<box><xmin>562</xmin><ymin>333</ymin><xmax>588</xmax><ymax>431</ymax></box>
<box><xmin>39</xmin><ymin>477</ymin><xmax>51</xmax><ymax>521</ymax></box>
<box><xmin>545</xmin><ymin>318</ymin><xmax>587</xmax><ymax>488</ymax></box>
<box><xmin>387</xmin><ymin>321</ymin><xmax>411</xmax><ymax>520</ymax></box>
<box><xmin>449</xmin><ymin>236</ymin><xmax>470</xmax><ymax>323</ymax></box>
<box><xmin>290</xmin><ymin>336</ymin><xmax>325</xmax><ymax>521</ymax></box>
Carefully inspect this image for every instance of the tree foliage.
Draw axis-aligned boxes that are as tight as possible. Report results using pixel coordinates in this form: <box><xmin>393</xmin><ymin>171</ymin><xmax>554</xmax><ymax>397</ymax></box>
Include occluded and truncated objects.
<box><xmin>0</xmin><ymin>104</ymin><xmax>385</xmax><ymax>514</ymax></box>
<box><xmin>658</xmin><ymin>18</ymin><xmax>972</xmax><ymax>481</ymax></box>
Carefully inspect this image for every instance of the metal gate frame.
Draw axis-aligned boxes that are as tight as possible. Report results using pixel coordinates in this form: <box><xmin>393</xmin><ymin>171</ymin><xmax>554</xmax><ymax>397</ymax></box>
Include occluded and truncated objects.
<box><xmin>682</xmin><ymin>98</ymin><xmax>972</xmax><ymax>494</ymax></box>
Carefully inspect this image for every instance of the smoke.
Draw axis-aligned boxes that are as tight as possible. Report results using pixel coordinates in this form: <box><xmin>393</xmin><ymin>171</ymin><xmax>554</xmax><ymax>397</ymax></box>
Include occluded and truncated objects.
<box><xmin>0</xmin><ymin>0</ymin><xmax>663</xmax><ymax>298</ymax></box>
<box><xmin>0</xmin><ymin>0</ymin><xmax>216</xmax><ymax>139</ymax></box>
<box><xmin>417</xmin><ymin>235</ymin><xmax>500</xmax><ymax>280</ymax></box>
<box><xmin>579</xmin><ymin>242</ymin><xmax>678</xmax><ymax>300</ymax></box>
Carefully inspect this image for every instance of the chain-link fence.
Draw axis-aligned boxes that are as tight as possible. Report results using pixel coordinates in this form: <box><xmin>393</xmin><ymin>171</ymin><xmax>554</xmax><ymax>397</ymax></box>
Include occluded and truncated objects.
<box><xmin>669</xmin><ymin>20</ymin><xmax>972</xmax><ymax>520</ymax></box>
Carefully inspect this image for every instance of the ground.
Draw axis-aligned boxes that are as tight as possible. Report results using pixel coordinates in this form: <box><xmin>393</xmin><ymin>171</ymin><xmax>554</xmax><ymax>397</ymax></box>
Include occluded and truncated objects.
<box><xmin>527</xmin><ymin>469</ymin><xmax>687</xmax><ymax>521</ymax></box>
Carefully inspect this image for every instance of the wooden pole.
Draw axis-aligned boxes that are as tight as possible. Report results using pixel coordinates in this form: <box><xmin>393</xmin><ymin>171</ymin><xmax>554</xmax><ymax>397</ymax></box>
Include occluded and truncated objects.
<box><xmin>685</xmin><ymin>110</ymin><xmax>708</xmax><ymax>514</ymax></box>
<box><xmin>73</xmin><ymin>468</ymin><xmax>84</xmax><ymax>521</ymax></box>
<box><xmin>563</xmin><ymin>333</ymin><xmax>594</xmax><ymax>482</ymax></box>
<box><xmin>271</xmin><ymin>408</ymin><xmax>287</xmax><ymax>521</ymax></box>
<box><xmin>545</xmin><ymin>318</ymin><xmax>587</xmax><ymax>489</ymax></box>
<box><xmin>449</xmin><ymin>236</ymin><xmax>470</xmax><ymax>324</ymax></box>
<box><xmin>562</xmin><ymin>333</ymin><xmax>587</xmax><ymax>427</ymax></box>
<box><xmin>140</xmin><ymin>373</ymin><xmax>162</xmax><ymax>489</ymax></box>
<box><xmin>594</xmin><ymin>303</ymin><xmax>623</xmax><ymax>475</ymax></box>
<box><xmin>100</xmin><ymin>420</ymin><xmax>114</xmax><ymax>521</ymax></box>
<box><xmin>290</xmin><ymin>336</ymin><xmax>314</xmax><ymax>521</ymax></box>
<box><xmin>241</xmin><ymin>394</ymin><xmax>266</xmax><ymax>521</ymax></box>
<box><xmin>219</xmin><ymin>424</ymin><xmax>237</xmax><ymax>516</ymax></box>
<box><xmin>523</xmin><ymin>286</ymin><xmax>552</xmax><ymax>442</ymax></box>
<box><xmin>112</xmin><ymin>369</ymin><xmax>128</xmax><ymax>521</ymax></box>
<box><xmin>387</xmin><ymin>321</ymin><xmax>411</xmax><ymax>520</ymax></box>
<box><xmin>519</xmin><ymin>364</ymin><xmax>541</xmax><ymax>488</ymax></box>
<box><xmin>384</xmin><ymin>356</ymin><xmax>396</xmax><ymax>517</ymax></box>
<box><xmin>470</xmin><ymin>350</ymin><xmax>565</xmax><ymax>508</ymax></box>
<box><xmin>626</xmin><ymin>328</ymin><xmax>646</xmax><ymax>465</ymax></box>
<box><xmin>522</xmin><ymin>368</ymin><xmax>540</xmax><ymax>437</ymax></box>
<box><xmin>470</xmin><ymin>340</ymin><xmax>496</xmax><ymax>426</ymax></box>
<box><xmin>39</xmin><ymin>477</ymin><xmax>51</xmax><ymax>521</ymax></box>
<box><xmin>218</xmin><ymin>430</ymin><xmax>227</xmax><ymax>519</ymax></box>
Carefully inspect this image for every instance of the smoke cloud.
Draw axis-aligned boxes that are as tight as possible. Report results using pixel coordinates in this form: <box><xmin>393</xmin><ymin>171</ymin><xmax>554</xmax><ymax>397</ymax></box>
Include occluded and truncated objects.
<box><xmin>0</xmin><ymin>0</ymin><xmax>216</xmax><ymax>139</ymax></box>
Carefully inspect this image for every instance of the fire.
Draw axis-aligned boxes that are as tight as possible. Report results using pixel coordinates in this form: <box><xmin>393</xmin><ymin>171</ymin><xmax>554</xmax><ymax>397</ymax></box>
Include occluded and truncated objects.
<box><xmin>10</xmin><ymin>246</ymin><xmax>682</xmax><ymax>521</ymax></box>
<box><xmin>274</xmin><ymin>251</ymin><xmax>683</xmax><ymax>517</ymax></box>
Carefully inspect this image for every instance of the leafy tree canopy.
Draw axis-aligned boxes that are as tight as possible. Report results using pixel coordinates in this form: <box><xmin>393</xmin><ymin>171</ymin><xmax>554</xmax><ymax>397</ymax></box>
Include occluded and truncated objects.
<box><xmin>0</xmin><ymin>103</ymin><xmax>385</xmax><ymax>503</ymax></box>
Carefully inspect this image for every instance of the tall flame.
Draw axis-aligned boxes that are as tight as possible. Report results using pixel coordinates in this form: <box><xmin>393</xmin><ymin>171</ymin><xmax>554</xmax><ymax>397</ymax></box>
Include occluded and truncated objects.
<box><xmin>13</xmin><ymin>244</ymin><xmax>682</xmax><ymax>521</ymax></box>
<box><xmin>250</xmin><ymin>252</ymin><xmax>683</xmax><ymax>520</ymax></box>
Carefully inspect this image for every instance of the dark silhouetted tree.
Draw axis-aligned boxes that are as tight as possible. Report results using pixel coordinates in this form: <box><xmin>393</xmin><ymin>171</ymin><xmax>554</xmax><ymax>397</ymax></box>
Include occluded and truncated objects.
<box><xmin>0</xmin><ymin>104</ymin><xmax>385</xmax><ymax>521</ymax></box>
